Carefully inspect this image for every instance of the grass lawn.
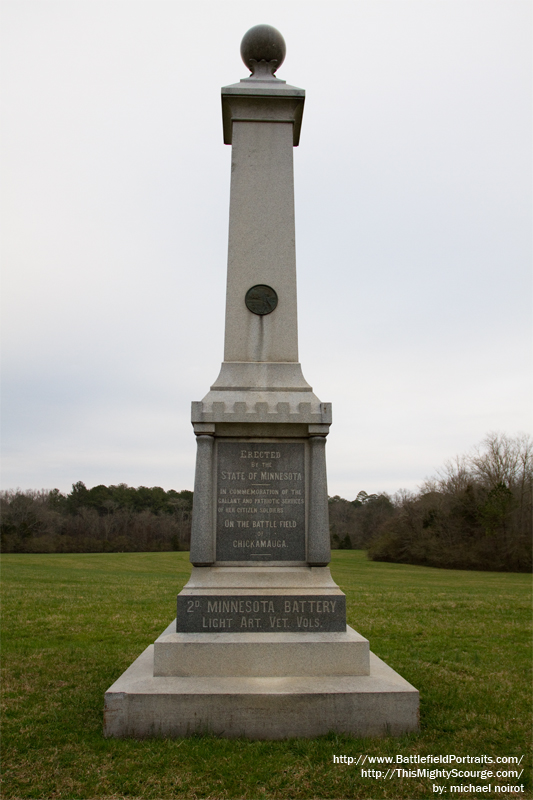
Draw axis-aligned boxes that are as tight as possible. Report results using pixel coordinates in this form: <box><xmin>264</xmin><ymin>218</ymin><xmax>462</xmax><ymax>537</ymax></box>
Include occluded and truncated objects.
<box><xmin>1</xmin><ymin>551</ymin><xmax>531</xmax><ymax>799</ymax></box>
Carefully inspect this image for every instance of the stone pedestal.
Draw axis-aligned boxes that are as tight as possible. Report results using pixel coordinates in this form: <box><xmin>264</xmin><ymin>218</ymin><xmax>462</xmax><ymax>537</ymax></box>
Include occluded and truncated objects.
<box><xmin>104</xmin><ymin>24</ymin><xmax>418</xmax><ymax>739</ymax></box>
<box><xmin>104</xmin><ymin>621</ymin><xmax>418</xmax><ymax>739</ymax></box>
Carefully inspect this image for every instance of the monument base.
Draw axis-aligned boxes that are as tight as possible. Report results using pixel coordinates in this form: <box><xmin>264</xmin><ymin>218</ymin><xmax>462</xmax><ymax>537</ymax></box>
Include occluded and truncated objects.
<box><xmin>104</xmin><ymin>622</ymin><xmax>419</xmax><ymax>739</ymax></box>
<box><xmin>154</xmin><ymin>626</ymin><xmax>370</xmax><ymax>677</ymax></box>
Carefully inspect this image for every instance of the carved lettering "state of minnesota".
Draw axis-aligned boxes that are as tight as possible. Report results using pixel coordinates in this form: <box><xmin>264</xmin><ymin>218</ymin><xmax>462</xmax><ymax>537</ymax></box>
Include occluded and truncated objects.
<box><xmin>221</xmin><ymin>471</ymin><xmax>302</xmax><ymax>480</ymax></box>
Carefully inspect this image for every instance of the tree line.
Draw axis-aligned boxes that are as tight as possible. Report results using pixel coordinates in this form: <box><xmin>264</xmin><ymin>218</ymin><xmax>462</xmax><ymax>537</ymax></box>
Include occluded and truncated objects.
<box><xmin>329</xmin><ymin>433</ymin><xmax>532</xmax><ymax>572</ymax></box>
<box><xmin>0</xmin><ymin>482</ymin><xmax>193</xmax><ymax>554</ymax></box>
<box><xmin>1</xmin><ymin>433</ymin><xmax>531</xmax><ymax>571</ymax></box>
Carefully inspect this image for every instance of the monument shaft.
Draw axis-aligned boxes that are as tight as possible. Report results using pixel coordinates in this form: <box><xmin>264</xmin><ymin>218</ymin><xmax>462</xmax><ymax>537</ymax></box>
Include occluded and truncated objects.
<box><xmin>225</xmin><ymin>118</ymin><xmax>298</xmax><ymax>363</ymax></box>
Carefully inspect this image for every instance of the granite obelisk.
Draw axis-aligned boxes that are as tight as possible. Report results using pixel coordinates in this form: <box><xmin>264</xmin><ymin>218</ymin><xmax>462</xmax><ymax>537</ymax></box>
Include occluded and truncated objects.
<box><xmin>104</xmin><ymin>25</ymin><xmax>419</xmax><ymax>739</ymax></box>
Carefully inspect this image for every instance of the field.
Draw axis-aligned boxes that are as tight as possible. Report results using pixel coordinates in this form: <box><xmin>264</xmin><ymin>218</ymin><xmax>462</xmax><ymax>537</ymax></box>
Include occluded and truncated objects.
<box><xmin>1</xmin><ymin>551</ymin><xmax>531</xmax><ymax>799</ymax></box>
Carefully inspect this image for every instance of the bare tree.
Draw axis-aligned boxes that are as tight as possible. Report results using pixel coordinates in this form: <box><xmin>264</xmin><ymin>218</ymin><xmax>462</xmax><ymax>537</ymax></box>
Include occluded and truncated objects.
<box><xmin>470</xmin><ymin>432</ymin><xmax>532</xmax><ymax>490</ymax></box>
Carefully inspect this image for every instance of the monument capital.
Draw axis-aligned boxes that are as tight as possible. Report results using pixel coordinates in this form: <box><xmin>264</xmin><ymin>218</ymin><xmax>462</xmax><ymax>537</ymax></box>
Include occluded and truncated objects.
<box><xmin>221</xmin><ymin>25</ymin><xmax>304</xmax><ymax>146</ymax></box>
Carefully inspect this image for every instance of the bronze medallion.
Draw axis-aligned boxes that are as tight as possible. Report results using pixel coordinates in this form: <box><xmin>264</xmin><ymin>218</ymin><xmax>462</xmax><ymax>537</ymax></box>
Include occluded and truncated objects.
<box><xmin>245</xmin><ymin>284</ymin><xmax>278</xmax><ymax>315</ymax></box>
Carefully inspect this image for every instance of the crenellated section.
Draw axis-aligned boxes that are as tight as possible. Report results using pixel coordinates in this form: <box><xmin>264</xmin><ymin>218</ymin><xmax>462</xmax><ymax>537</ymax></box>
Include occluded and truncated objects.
<box><xmin>192</xmin><ymin>398</ymin><xmax>331</xmax><ymax>426</ymax></box>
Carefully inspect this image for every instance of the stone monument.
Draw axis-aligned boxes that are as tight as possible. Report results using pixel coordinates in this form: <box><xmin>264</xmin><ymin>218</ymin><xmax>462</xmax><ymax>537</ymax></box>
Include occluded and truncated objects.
<box><xmin>104</xmin><ymin>24</ymin><xmax>419</xmax><ymax>739</ymax></box>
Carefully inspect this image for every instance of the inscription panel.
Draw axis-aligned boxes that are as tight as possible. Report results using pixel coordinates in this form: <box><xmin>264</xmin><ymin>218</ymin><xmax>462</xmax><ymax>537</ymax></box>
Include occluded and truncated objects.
<box><xmin>177</xmin><ymin>595</ymin><xmax>346</xmax><ymax>632</ymax></box>
<box><xmin>216</xmin><ymin>441</ymin><xmax>305</xmax><ymax>562</ymax></box>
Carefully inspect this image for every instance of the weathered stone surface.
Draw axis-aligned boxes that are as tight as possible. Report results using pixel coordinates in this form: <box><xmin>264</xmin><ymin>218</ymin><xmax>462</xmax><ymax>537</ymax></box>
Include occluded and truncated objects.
<box><xmin>177</xmin><ymin>594</ymin><xmax>346</xmax><ymax>632</ymax></box>
<box><xmin>216</xmin><ymin>441</ymin><xmax>305</xmax><ymax>562</ymax></box>
<box><xmin>183</xmin><ymin>565</ymin><xmax>341</xmax><ymax>589</ymax></box>
<box><xmin>193</xmin><ymin>362</ymin><xmax>331</xmax><ymax>427</ymax></box>
<box><xmin>154</xmin><ymin>623</ymin><xmax>369</xmax><ymax>677</ymax></box>
<box><xmin>189</xmin><ymin>434</ymin><xmax>215</xmax><ymax>565</ymax></box>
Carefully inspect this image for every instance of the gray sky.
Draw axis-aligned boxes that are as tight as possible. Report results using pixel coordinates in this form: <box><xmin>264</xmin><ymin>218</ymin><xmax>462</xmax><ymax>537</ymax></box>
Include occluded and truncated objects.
<box><xmin>2</xmin><ymin>1</ymin><xmax>531</xmax><ymax>499</ymax></box>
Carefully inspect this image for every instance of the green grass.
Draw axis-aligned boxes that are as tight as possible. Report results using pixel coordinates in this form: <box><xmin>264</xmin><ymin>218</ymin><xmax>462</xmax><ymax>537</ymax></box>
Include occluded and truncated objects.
<box><xmin>1</xmin><ymin>551</ymin><xmax>531</xmax><ymax>799</ymax></box>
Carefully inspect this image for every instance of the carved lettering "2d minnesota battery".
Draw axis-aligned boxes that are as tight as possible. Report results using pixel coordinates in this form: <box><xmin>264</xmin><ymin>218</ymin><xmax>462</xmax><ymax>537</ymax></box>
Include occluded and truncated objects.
<box><xmin>216</xmin><ymin>441</ymin><xmax>305</xmax><ymax>561</ymax></box>
<box><xmin>176</xmin><ymin>594</ymin><xmax>347</xmax><ymax>632</ymax></box>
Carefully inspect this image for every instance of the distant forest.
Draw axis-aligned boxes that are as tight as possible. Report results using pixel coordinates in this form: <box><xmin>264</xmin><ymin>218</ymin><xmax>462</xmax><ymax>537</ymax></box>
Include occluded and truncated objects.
<box><xmin>0</xmin><ymin>483</ymin><xmax>193</xmax><ymax>555</ymax></box>
<box><xmin>1</xmin><ymin>433</ymin><xmax>531</xmax><ymax>572</ymax></box>
<box><xmin>331</xmin><ymin>433</ymin><xmax>532</xmax><ymax>572</ymax></box>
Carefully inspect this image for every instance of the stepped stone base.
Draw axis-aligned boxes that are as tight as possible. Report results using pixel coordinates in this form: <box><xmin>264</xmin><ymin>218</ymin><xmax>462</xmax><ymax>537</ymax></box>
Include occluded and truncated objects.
<box><xmin>104</xmin><ymin>622</ymin><xmax>419</xmax><ymax>740</ymax></box>
<box><xmin>154</xmin><ymin>624</ymin><xmax>370</xmax><ymax>677</ymax></box>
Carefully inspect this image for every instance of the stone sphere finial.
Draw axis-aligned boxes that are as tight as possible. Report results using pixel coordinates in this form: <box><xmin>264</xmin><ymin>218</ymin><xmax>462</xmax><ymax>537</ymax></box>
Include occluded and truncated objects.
<box><xmin>240</xmin><ymin>24</ymin><xmax>286</xmax><ymax>78</ymax></box>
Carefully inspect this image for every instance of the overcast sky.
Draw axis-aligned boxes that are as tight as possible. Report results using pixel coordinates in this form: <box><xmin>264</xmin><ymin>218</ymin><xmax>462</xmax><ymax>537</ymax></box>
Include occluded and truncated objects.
<box><xmin>1</xmin><ymin>1</ymin><xmax>531</xmax><ymax>499</ymax></box>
